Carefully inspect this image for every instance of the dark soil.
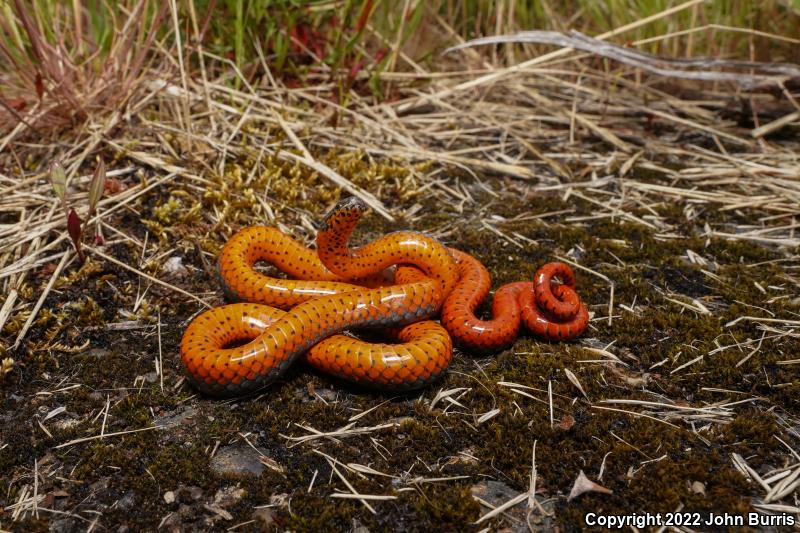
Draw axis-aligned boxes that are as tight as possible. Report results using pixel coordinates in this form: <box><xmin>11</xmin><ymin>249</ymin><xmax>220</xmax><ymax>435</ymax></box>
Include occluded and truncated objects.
<box><xmin>1</xmin><ymin>154</ymin><xmax>799</xmax><ymax>532</ymax></box>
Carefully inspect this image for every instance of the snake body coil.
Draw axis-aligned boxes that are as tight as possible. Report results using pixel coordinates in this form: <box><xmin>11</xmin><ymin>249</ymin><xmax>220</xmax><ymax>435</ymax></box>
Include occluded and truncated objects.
<box><xmin>180</xmin><ymin>197</ymin><xmax>589</xmax><ymax>396</ymax></box>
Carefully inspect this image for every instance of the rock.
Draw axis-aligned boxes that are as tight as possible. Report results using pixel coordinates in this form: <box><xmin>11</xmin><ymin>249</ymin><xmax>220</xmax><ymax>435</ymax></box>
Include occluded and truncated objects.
<box><xmin>388</xmin><ymin>416</ymin><xmax>415</xmax><ymax>426</ymax></box>
<box><xmin>51</xmin><ymin>491</ymin><xmax>70</xmax><ymax>511</ymax></box>
<box><xmin>186</xmin><ymin>486</ymin><xmax>204</xmax><ymax>501</ymax></box>
<box><xmin>213</xmin><ymin>486</ymin><xmax>246</xmax><ymax>508</ymax></box>
<box><xmin>471</xmin><ymin>480</ymin><xmax>519</xmax><ymax>506</ymax></box>
<box><xmin>155</xmin><ymin>407</ymin><xmax>197</xmax><ymax>429</ymax></box>
<box><xmin>470</xmin><ymin>481</ymin><xmax>555</xmax><ymax>533</ymax></box>
<box><xmin>253</xmin><ymin>507</ymin><xmax>275</xmax><ymax>526</ymax></box>
<box><xmin>116</xmin><ymin>492</ymin><xmax>136</xmax><ymax>510</ymax></box>
<box><xmin>84</xmin><ymin>348</ymin><xmax>110</xmax><ymax>358</ymax></box>
<box><xmin>351</xmin><ymin>518</ymin><xmax>371</xmax><ymax>533</ymax></box>
<box><xmin>161</xmin><ymin>512</ymin><xmax>184</xmax><ymax>533</ymax></box>
<box><xmin>690</xmin><ymin>480</ymin><xmax>706</xmax><ymax>496</ymax></box>
<box><xmin>89</xmin><ymin>477</ymin><xmax>110</xmax><ymax>493</ymax></box>
<box><xmin>310</xmin><ymin>386</ymin><xmax>339</xmax><ymax>403</ymax></box>
<box><xmin>49</xmin><ymin>518</ymin><xmax>77</xmax><ymax>533</ymax></box>
<box><xmin>53</xmin><ymin>417</ymin><xmax>81</xmax><ymax>431</ymax></box>
<box><xmin>164</xmin><ymin>256</ymin><xmax>188</xmax><ymax>277</ymax></box>
<box><xmin>164</xmin><ymin>484</ymin><xmax>205</xmax><ymax>505</ymax></box>
<box><xmin>269</xmin><ymin>493</ymin><xmax>290</xmax><ymax>508</ymax></box>
<box><xmin>210</xmin><ymin>444</ymin><xmax>265</xmax><ymax>477</ymax></box>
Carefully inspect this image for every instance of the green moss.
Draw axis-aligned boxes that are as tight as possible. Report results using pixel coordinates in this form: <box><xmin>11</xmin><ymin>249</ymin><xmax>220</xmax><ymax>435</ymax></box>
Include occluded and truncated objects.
<box><xmin>146</xmin><ymin>444</ymin><xmax>214</xmax><ymax>486</ymax></box>
<box><xmin>72</xmin><ymin>297</ymin><xmax>106</xmax><ymax>326</ymax></box>
<box><xmin>3</xmin><ymin>151</ymin><xmax>798</xmax><ymax>532</ymax></box>
<box><xmin>412</xmin><ymin>485</ymin><xmax>481</xmax><ymax>527</ymax></box>
<box><xmin>283</xmin><ymin>494</ymin><xmax>368</xmax><ymax>531</ymax></box>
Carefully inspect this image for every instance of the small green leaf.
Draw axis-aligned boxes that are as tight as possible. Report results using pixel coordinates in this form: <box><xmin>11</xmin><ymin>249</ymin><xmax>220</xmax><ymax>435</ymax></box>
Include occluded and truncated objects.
<box><xmin>88</xmin><ymin>158</ymin><xmax>106</xmax><ymax>215</ymax></box>
<box><xmin>50</xmin><ymin>161</ymin><xmax>66</xmax><ymax>205</ymax></box>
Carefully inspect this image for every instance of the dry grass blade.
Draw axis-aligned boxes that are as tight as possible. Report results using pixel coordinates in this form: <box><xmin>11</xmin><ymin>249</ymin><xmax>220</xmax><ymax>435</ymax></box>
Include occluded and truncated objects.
<box><xmin>447</xmin><ymin>30</ymin><xmax>800</xmax><ymax>89</ymax></box>
<box><xmin>591</xmin><ymin>406</ymin><xmax>681</xmax><ymax>429</ymax></box>
<box><xmin>280</xmin><ymin>422</ymin><xmax>397</xmax><ymax>447</ymax></box>
<box><xmin>86</xmin><ymin>246</ymin><xmax>210</xmax><ymax>308</ymax></box>
<box><xmin>330</xmin><ymin>493</ymin><xmax>397</xmax><ymax>500</ymax></box>
<box><xmin>12</xmin><ymin>250</ymin><xmax>71</xmax><ymax>349</ymax></box>
<box><xmin>474</xmin><ymin>492</ymin><xmax>528</xmax><ymax>524</ymax></box>
<box><xmin>54</xmin><ymin>425</ymin><xmax>163</xmax><ymax>449</ymax></box>
<box><xmin>597</xmin><ymin>399</ymin><xmax>738</xmax><ymax>425</ymax></box>
<box><xmin>563</xmin><ymin>368</ymin><xmax>587</xmax><ymax>399</ymax></box>
<box><xmin>324</xmin><ymin>457</ymin><xmax>377</xmax><ymax>514</ymax></box>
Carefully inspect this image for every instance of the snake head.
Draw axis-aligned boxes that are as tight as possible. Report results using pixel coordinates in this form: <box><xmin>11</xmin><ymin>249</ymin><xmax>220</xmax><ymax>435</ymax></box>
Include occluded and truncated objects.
<box><xmin>319</xmin><ymin>196</ymin><xmax>369</xmax><ymax>231</ymax></box>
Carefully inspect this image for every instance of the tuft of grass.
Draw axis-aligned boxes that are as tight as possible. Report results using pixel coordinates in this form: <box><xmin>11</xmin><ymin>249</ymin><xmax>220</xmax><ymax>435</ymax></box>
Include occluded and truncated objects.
<box><xmin>0</xmin><ymin>0</ymin><xmax>167</xmax><ymax>136</ymax></box>
<box><xmin>194</xmin><ymin>0</ymin><xmax>395</xmax><ymax>99</ymax></box>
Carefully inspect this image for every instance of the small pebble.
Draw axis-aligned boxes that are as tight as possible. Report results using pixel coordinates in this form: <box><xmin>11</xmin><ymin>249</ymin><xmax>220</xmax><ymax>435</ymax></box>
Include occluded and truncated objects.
<box><xmin>210</xmin><ymin>445</ymin><xmax>266</xmax><ymax>477</ymax></box>
<box><xmin>164</xmin><ymin>256</ymin><xmax>188</xmax><ymax>277</ymax></box>
<box><xmin>253</xmin><ymin>508</ymin><xmax>275</xmax><ymax>526</ymax></box>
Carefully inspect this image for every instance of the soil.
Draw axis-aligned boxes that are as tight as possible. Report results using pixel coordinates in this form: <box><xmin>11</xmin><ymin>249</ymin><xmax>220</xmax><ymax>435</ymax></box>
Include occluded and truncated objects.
<box><xmin>1</xmin><ymin>153</ymin><xmax>799</xmax><ymax>532</ymax></box>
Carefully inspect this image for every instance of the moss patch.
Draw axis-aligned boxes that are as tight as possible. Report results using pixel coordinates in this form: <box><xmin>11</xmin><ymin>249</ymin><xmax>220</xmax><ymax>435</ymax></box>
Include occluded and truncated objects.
<box><xmin>2</xmin><ymin>153</ymin><xmax>798</xmax><ymax>532</ymax></box>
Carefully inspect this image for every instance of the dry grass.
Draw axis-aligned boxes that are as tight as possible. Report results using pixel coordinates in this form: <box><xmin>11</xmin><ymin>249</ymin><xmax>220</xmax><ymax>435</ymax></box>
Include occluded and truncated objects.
<box><xmin>1</xmin><ymin>1</ymin><xmax>800</xmax><ymax>530</ymax></box>
<box><xmin>0</xmin><ymin>0</ymin><xmax>168</xmax><ymax>142</ymax></box>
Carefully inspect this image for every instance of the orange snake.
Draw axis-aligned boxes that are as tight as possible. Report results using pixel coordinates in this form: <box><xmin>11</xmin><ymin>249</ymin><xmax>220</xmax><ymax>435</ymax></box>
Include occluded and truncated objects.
<box><xmin>180</xmin><ymin>197</ymin><xmax>589</xmax><ymax>395</ymax></box>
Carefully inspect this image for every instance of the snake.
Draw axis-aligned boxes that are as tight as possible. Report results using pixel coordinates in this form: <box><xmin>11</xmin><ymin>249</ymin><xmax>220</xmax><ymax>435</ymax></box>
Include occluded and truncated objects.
<box><xmin>441</xmin><ymin>251</ymin><xmax>588</xmax><ymax>351</ymax></box>
<box><xmin>180</xmin><ymin>197</ymin><xmax>589</xmax><ymax>396</ymax></box>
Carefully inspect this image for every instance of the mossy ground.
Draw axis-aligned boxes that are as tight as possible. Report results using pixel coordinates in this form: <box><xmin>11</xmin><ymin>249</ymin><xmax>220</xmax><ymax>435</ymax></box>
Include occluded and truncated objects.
<box><xmin>1</xmin><ymin>151</ymin><xmax>799</xmax><ymax>532</ymax></box>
